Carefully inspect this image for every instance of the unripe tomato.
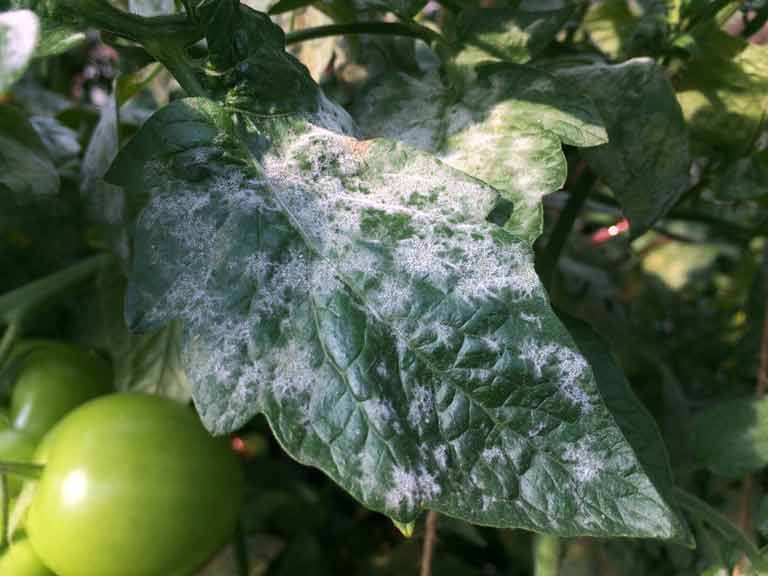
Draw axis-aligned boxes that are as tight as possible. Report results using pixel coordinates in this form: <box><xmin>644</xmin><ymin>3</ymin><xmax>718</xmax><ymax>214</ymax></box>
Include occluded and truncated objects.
<box><xmin>27</xmin><ymin>393</ymin><xmax>244</xmax><ymax>576</ymax></box>
<box><xmin>10</xmin><ymin>341</ymin><xmax>112</xmax><ymax>439</ymax></box>
<box><xmin>0</xmin><ymin>539</ymin><xmax>54</xmax><ymax>575</ymax></box>
<box><xmin>0</xmin><ymin>426</ymin><xmax>36</xmax><ymax>495</ymax></box>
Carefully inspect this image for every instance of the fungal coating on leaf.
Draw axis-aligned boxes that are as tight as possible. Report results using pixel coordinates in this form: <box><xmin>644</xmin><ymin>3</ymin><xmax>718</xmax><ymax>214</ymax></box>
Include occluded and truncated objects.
<box><xmin>108</xmin><ymin>94</ymin><xmax>683</xmax><ymax>538</ymax></box>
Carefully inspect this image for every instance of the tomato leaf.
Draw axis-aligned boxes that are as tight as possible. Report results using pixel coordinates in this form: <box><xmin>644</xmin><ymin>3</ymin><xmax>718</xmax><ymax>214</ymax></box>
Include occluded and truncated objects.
<box><xmin>0</xmin><ymin>105</ymin><xmax>59</xmax><ymax>200</ymax></box>
<box><xmin>351</xmin><ymin>64</ymin><xmax>607</xmax><ymax>244</ymax></box>
<box><xmin>559</xmin><ymin>313</ymin><xmax>691</xmax><ymax>545</ymax></box>
<box><xmin>692</xmin><ymin>395</ymin><xmax>768</xmax><ymax>478</ymax></box>
<box><xmin>552</xmin><ymin>58</ymin><xmax>690</xmax><ymax>235</ymax></box>
<box><xmin>0</xmin><ymin>10</ymin><xmax>39</xmax><ymax>93</ymax></box>
<box><xmin>676</xmin><ymin>25</ymin><xmax>768</xmax><ymax>155</ymax></box>
<box><xmin>104</xmin><ymin>6</ymin><xmax>687</xmax><ymax>538</ymax></box>
<box><xmin>452</xmin><ymin>3</ymin><xmax>575</xmax><ymax>67</ymax></box>
<box><xmin>108</xmin><ymin>94</ymin><xmax>684</xmax><ymax>539</ymax></box>
<box><xmin>34</xmin><ymin>23</ymin><xmax>85</xmax><ymax>58</ymax></box>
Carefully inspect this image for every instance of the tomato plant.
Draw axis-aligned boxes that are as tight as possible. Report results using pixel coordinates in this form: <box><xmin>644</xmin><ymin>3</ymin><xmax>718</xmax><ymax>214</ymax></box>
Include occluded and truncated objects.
<box><xmin>27</xmin><ymin>394</ymin><xmax>244</xmax><ymax>576</ymax></box>
<box><xmin>1</xmin><ymin>0</ymin><xmax>768</xmax><ymax>574</ymax></box>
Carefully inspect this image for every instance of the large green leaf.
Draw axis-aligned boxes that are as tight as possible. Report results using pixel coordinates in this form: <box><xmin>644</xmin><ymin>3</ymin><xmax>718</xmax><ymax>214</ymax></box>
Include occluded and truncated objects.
<box><xmin>452</xmin><ymin>2</ymin><xmax>576</xmax><ymax>67</ymax></box>
<box><xmin>0</xmin><ymin>9</ymin><xmax>39</xmax><ymax>92</ymax></box>
<box><xmin>0</xmin><ymin>105</ymin><xmax>82</xmax><ymax>293</ymax></box>
<box><xmin>716</xmin><ymin>150</ymin><xmax>768</xmax><ymax>201</ymax></box>
<box><xmin>580</xmin><ymin>0</ymin><xmax>637</xmax><ymax>59</ymax></box>
<box><xmin>351</xmin><ymin>64</ymin><xmax>607</xmax><ymax>244</ymax></box>
<box><xmin>34</xmin><ymin>23</ymin><xmax>85</xmax><ymax>57</ymax></box>
<box><xmin>692</xmin><ymin>396</ymin><xmax>768</xmax><ymax>478</ymax></box>
<box><xmin>552</xmin><ymin>58</ymin><xmax>690</xmax><ymax>235</ymax></box>
<box><xmin>103</xmin><ymin>3</ymin><xmax>688</xmax><ymax>539</ymax></box>
<box><xmin>0</xmin><ymin>105</ymin><xmax>58</xmax><ymax>205</ymax></box>
<box><xmin>107</xmin><ymin>93</ymin><xmax>685</xmax><ymax>539</ymax></box>
<box><xmin>560</xmin><ymin>313</ymin><xmax>690</xmax><ymax>544</ymax></box>
<box><xmin>676</xmin><ymin>25</ymin><xmax>768</xmax><ymax>155</ymax></box>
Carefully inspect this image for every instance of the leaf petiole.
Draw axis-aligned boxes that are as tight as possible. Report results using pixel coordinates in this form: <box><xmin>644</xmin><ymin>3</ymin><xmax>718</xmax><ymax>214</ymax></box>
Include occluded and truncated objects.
<box><xmin>0</xmin><ymin>461</ymin><xmax>44</xmax><ymax>481</ymax></box>
<box><xmin>285</xmin><ymin>21</ymin><xmax>448</xmax><ymax>47</ymax></box>
<box><xmin>0</xmin><ymin>253</ymin><xmax>112</xmax><ymax>327</ymax></box>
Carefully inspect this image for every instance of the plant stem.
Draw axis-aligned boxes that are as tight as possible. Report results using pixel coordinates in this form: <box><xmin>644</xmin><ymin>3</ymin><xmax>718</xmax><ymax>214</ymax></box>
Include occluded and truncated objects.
<box><xmin>537</xmin><ymin>163</ymin><xmax>595</xmax><ymax>291</ymax></box>
<box><xmin>0</xmin><ymin>253</ymin><xmax>112</xmax><ymax>327</ymax></box>
<box><xmin>285</xmin><ymin>21</ymin><xmax>447</xmax><ymax>47</ymax></box>
<box><xmin>0</xmin><ymin>461</ymin><xmax>44</xmax><ymax>481</ymax></box>
<box><xmin>420</xmin><ymin>511</ymin><xmax>438</xmax><ymax>576</ymax></box>
<box><xmin>0</xmin><ymin>322</ymin><xmax>19</xmax><ymax>372</ymax></box>
<box><xmin>146</xmin><ymin>42</ymin><xmax>208</xmax><ymax>98</ymax></box>
<box><xmin>733</xmin><ymin>246</ymin><xmax>768</xmax><ymax>576</ymax></box>
<box><xmin>533</xmin><ymin>534</ymin><xmax>560</xmax><ymax>576</ymax></box>
<box><xmin>0</xmin><ymin>475</ymin><xmax>7</xmax><ymax>549</ymax></box>
<box><xmin>233</xmin><ymin>521</ymin><xmax>249</xmax><ymax>576</ymax></box>
<box><xmin>57</xmin><ymin>0</ymin><xmax>202</xmax><ymax>45</ymax></box>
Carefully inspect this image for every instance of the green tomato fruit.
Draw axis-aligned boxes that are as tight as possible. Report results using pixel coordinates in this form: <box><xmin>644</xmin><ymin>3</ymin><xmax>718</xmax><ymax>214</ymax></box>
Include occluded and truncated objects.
<box><xmin>10</xmin><ymin>341</ymin><xmax>112</xmax><ymax>439</ymax></box>
<box><xmin>28</xmin><ymin>393</ymin><xmax>244</xmax><ymax>576</ymax></box>
<box><xmin>0</xmin><ymin>427</ymin><xmax>37</xmax><ymax>495</ymax></box>
<box><xmin>0</xmin><ymin>539</ymin><xmax>54</xmax><ymax>576</ymax></box>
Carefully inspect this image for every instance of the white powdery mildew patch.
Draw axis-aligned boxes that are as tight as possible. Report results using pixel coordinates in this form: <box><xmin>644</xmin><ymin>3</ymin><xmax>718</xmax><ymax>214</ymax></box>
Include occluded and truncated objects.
<box><xmin>252</xmin><ymin>249</ymin><xmax>310</xmax><ymax>319</ymax></box>
<box><xmin>407</xmin><ymin>386</ymin><xmax>434</xmax><ymax>430</ymax></box>
<box><xmin>363</xmin><ymin>398</ymin><xmax>401</xmax><ymax>433</ymax></box>
<box><xmin>309</xmin><ymin>259</ymin><xmax>343</xmax><ymax>299</ymax></box>
<box><xmin>357</xmin><ymin>72</ymin><xmax>443</xmax><ymax>152</ymax></box>
<box><xmin>453</xmin><ymin>233</ymin><xmax>543</xmax><ymax>301</ymax></box>
<box><xmin>482</xmin><ymin>447</ymin><xmax>505</xmax><ymax>463</ymax></box>
<box><xmin>518</xmin><ymin>339</ymin><xmax>591</xmax><ymax>411</ymax></box>
<box><xmin>563</xmin><ymin>441</ymin><xmax>603</xmax><ymax>483</ymax></box>
<box><xmin>527</xmin><ymin>421</ymin><xmax>546</xmax><ymax>438</ymax></box>
<box><xmin>372</xmin><ymin>278</ymin><xmax>410</xmax><ymax>318</ymax></box>
<box><xmin>520</xmin><ymin>312</ymin><xmax>543</xmax><ymax>330</ymax></box>
<box><xmin>385</xmin><ymin>465</ymin><xmax>441</xmax><ymax>510</ymax></box>
<box><xmin>554</xmin><ymin>348</ymin><xmax>590</xmax><ymax>409</ymax></box>
<box><xmin>395</xmin><ymin>236</ymin><xmax>450</xmax><ymax>284</ymax></box>
<box><xmin>518</xmin><ymin>339</ymin><xmax>558</xmax><ymax>379</ymax></box>
<box><xmin>271</xmin><ymin>341</ymin><xmax>317</xmax><ymax>399</ymax></box>
<box><xmin>434</xmin><ymin>445</ymin><xmax>448</xmax><ymax>470</ymax></box>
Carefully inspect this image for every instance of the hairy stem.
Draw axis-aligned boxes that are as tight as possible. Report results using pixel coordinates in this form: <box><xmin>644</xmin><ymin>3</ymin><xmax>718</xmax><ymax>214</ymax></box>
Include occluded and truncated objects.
<box><xmin>420</xmin><ymin>511</ymin><xmax>438</xmax><ymax>576</ymax></box>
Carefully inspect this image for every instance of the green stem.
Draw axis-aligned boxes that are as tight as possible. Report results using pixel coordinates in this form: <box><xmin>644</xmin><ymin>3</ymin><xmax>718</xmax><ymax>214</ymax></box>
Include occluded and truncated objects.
<box><xmin>0</xmin><ymin>461</ymin><xmax>44</xmax><ymax>481</ymax></box>
<box><xmin>145</xmin><ymin>43</ymin><xmax>208</xmax><ymax>98</ymax></box>
<box><xmin>0</xmin><ymin>475</ymin><xmax>7</xmax><ymax>549</ymax></box>
<box><xmin>0</xmin><ymin>322</ymin><xmax>19</xmax><ymax>372</ymax></box>
<box><xmin>233</xmin><ymin>521</ymin><xmax>249</xmax><ymax>576</ymax></box>
<box><xmin>675</xmin><ymin>488</ymin><xmax>767</xmax><ymax>571</ymax></box>
<box><xmin>533</xmin><ymin>534</ymin><xmax>560</xmax><ymax>576</ymax></box>
<box><xmin>56</xmin><ymin>0</ymin><xmax>202</xmax><ymax>45</ymax></box>
<box><xmin>285</xmin><ymin>21</ymin><xmax>447</xmax><ymax>46</ymax></box>
<box><xmin>537</xmin><ymin>167</ymin><xmax>596</xmax><ymax>291</ymax></box>
<box><xmin>0</xmin><ymin>253</ymin><xmax>112</xmax><ymax>326</ymax></box>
